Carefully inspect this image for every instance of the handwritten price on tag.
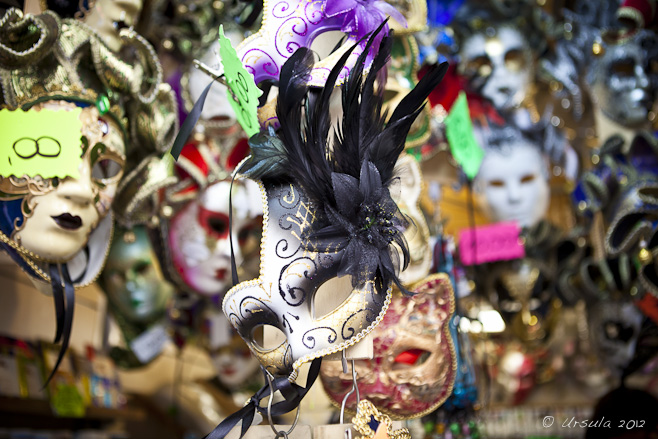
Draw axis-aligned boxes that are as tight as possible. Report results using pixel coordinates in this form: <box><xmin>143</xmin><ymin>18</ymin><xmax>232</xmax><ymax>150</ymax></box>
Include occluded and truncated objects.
<box><xmin>0</xmin><ymin>108</ymin><xmax>84</xmax><ymax>179</ymax></box>
<box><xmin>218</xmin><ymin>25</ymin><xmax>262</xmax><ymax>136</ymax></box>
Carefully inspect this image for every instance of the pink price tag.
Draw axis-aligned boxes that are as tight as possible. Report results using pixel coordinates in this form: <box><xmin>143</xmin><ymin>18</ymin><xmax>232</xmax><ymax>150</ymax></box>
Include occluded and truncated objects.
<box><xmin>458</xmin><ymin>222</ymin><xmax>525</xmax><ymax>265</ymax></box>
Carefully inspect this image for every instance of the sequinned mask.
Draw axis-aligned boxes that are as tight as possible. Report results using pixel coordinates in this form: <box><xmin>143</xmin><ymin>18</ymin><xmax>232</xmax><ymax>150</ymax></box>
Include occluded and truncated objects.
<box><xmin>223</xmin><ymin>33</ymin><xmax>448</xmax><ymax>379</ymax></box>
<box><xmin>319</xmin><ymin>274</ymin><xmax>456</xmax><ymax>419</ymax></box>
<box><xmin>475</xmin><ymin>142</ymin><xmax>549</xmax><ymax>228</ymax></box>
<box><xmin>587</xmin><ymin>32</ymin><xmax>656</xmax><ymax>127</ymax></box>
<box><xmin>0</xmin><ymin>102</ymin><xmax>125</xmax><ymax>282</ymax></box>
<box><xmin>169</xmin><ymin>179</ymin><xmax>262</xmax><ymax>297</ymax></box>
<box><xmin>460</xmin><ymin>26</ymin><xmax>533</xmax><ymax>111</ymax></box>
<box><xmin>100</xmin><ymin>226</ymin><xmax>174</xmax><ymax>323</ymax></box>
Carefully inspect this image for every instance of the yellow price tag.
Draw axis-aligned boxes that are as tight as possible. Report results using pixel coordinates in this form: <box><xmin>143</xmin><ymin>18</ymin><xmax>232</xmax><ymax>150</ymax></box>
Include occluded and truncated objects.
<box><xmin>0</xmin><ymin>108</ymin><xmax>84</xmax><ymax>180</ymax></box>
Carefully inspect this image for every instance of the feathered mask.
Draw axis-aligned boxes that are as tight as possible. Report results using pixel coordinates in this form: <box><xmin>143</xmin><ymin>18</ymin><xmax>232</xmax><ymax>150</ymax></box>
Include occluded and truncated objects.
<box><xmin>238</xmin><ymin>27</ymin><xmax>448</xmax><ymax>296</ymax></box>
<box><xmin>222</xmin><ymin>25</ymin><xmax>447</xmax><ymax>380</ymax></box>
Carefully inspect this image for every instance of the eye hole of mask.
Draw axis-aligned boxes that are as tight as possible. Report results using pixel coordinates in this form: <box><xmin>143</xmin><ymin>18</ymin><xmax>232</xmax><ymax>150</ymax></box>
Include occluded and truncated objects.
<box><xmin>198</xmin><ymin>207</ymin><xmax>229</xmax><ymax>239</ymax></box>
<box><xmin>488</xmin><ymin>179</ymin><xmax>506</xmax><ymax>187</ymax></box>
<box><xmin>237</xmin><ymin>216</ymin><xmax>262</xmax><ymax>247</ymax></box>
<box><xmin>393</xmin><ymin>349</ymin><xmax>431</xmax><ymax>367</ymax></box>
<box><xmin>520</xmin><ymin>174</ymin><xmax>536</xmax><ymax>184</ymax></box>
<box><xmin>312</xmin><ymin>276</ymin><xmax>354</xmax><ymax>320</ymax></box>
<box><xmin>610</xmin><ymin>59</ymin><xmax>636</xmax><ymax>77</ymax></box>
<box><xmin>465</xmin><ymin>55</ymin><xmax>493</xmax><ymax>78</ymax></box>
<box><xmin>504</xmin><ymin>48</ymin><xmax>527</xmax><ymax>73</ymax></box>
<box><xmin>132</xmin><ymin>260</ymin><xmax>151</xmax><ymax>276</ymax></box>
<box><xmin>603</xmin><ymin>321</ymin><xmax>636</xmax><ymax>342</ymax></box>
<box><xmin>251</xmin><ymin>324</ymin><xmax>287</xmax><ymax>351</ymax></box>
<box><xmin>92</xmin><ymin>157</ymin><xmax>123</xmax><ymax>180</ymax></box>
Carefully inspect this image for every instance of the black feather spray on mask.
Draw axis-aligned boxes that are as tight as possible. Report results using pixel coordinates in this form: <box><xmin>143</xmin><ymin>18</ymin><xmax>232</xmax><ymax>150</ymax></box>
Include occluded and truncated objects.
<box><xmin>238</xmin><ymin>22</ymin><xmax>449</xmax><ymax>295</ymax></box>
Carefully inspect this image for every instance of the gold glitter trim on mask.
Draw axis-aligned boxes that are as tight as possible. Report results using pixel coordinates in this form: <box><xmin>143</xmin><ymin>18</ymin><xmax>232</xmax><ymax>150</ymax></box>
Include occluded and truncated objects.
<box><xmin>352</xmin><ymin>400</ymin><xmax>411</xmax><ymax>439</ymax></box>
<box><xmin>223</xmin><ymin>173</ymin><xmax>394</xmax><ymax>383</ymax></box>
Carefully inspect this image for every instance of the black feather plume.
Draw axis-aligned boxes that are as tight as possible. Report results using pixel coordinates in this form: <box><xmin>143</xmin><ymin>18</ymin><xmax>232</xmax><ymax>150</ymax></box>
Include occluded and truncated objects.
<box><xmin>239</xmin><ymin>24</ymin><xmax>449</xmax><ymax>295</ymax></box>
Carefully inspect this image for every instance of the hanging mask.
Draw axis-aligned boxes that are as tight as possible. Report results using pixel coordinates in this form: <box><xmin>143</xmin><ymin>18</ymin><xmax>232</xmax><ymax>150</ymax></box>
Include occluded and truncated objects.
<box><xmin>223</xmin><ymin>32</ymin><xmax>449</xmax><ymax>379</ymax></box>
<box><xmin>319</xmin><ymin>274</ymin><xmax>456</xmax><ymax>419</ymax></box>
<box><xmin>586</xmin><ymin>30</ymin><xmax>658</xmax><ymax>128</ymax></box>
<box><xmin>0</xmin><ymin>8</ymin><xmax>171</xmax><ymax>380</ymax></box>
<box><xmin>383</xmin><ymin>36</ymin><xmax>432</xmax><ymax>152</ymax></box>
<box><xmin>210</xmin><ymin>333</ymin><xmax>262</xmax><ymax>392</ymax></box>
<box><xmin>168</xmin><ymin>178</ymin><xmax>262</xmax><ymax>297</ymax></box>
<box><xmin>154</xmin><ymin>134</ymin><xmax>262</xmax><ymax>297</ymax></box>
<box><xmin>459</xmin><ymin>26</ymin><xmax>534</xmax><ymax>112</ymax></box>
<box><xmin>572</xmin><ymin>133</ymin><xmax>658</xmax><ymax>256</ymax></box>
<box><xmin>490</xmin><ymin>259</ymin><xmax>561</xmax><ymax>346</ymax></box>
<box><xmin>99</xmin><ymin>226</ymin><xmax>174</xmax><ymax>323</ymax></box>
<box><xmin>589</xmin><ymin>300</ymin><xmax>644</xmax><ymax>377</ymax></box>
<box><xmin>474</xmin><ymin>126</ymin><xmax>550</xmax><ymax>228</ymax></box>
<box><xmin>496</xmin><ymin>344</ymin><xmax>536</xmax><ymax>405</ymax></box>
<box><xmin>393</xmin><ymin>154</ymin><xmax>432</xmax><ymax>285</ymax></box>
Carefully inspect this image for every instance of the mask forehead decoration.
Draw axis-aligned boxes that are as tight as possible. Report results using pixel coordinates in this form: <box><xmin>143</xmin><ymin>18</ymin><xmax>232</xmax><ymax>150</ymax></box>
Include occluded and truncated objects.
<box><xmin>319</xmin><ymin>274</ymin><xmax>456</xmax><ymax>419</ymax></box>
<box><xmin>224</xmin><ymin>29</ymin><xmax>449</xmax><ymax>379</ymax></box>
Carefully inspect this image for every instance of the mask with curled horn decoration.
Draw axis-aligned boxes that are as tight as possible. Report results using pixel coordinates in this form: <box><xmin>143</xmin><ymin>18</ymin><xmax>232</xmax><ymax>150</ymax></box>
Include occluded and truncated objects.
<box><xmin>572</xmin><ymin>132</ymin><xmax>658</xmax><ymax>257</ymax></box>
<box><xmin>222</xmin><ymin>25</ymin><xmax>449</xmax><ymax>379</ymax></box>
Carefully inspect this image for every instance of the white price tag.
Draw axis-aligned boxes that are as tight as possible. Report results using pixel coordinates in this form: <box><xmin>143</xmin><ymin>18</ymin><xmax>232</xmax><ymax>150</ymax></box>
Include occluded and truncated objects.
<box><xmin>130</xmin><ymin>325</ymin><xmax>170</xmax><ymax>364</ymax></box>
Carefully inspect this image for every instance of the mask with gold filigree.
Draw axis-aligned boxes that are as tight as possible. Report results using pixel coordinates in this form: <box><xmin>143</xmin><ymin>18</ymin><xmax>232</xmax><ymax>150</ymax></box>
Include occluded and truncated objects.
<box><xmin>319</xmin><ymin>274</ymin><xmax>456</xmax><ymax>419</ymax></box>
<box><xmin>489</xmin><ymin>259</ymin><xmax>561</xmax><ymax>346</ymax></box>
<box><xmin>0</xmin><ymin>7</ymin><xmax>172</xmax><ymax>380</ymax></box>
<box><xmin>222</xmin><ymin>29</ymin><xmax>448</xmax><ymax>379</ymax></box>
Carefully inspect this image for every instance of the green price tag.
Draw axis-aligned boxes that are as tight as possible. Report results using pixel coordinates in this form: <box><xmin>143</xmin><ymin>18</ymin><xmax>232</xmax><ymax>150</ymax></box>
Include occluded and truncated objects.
<box><xmin>445</xmin><ymin>92</ymin><xmax>484</xmax><ymax>180</ymax></box>
<box><xmin>0</xmin><ymin>108</ymin><xmax>84</xmax><ymax>180</ymax></box>
<box><xmin>218</xmin><ymin>25</ymin><xmax>262</xmax><ymax>136</ymax></box>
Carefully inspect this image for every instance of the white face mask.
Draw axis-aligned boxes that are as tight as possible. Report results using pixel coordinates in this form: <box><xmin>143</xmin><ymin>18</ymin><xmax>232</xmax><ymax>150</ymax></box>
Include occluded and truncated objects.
<box><xmin>475</xmin><ymin>143</ymin><xmax>549</xmax><ymax>228</ymax></box>
<box><xmin>13</xmin><ymin>103</ymin><xmax>125</xmax><ymax>262</ymax></box>
<box><xmin>223</xmin><ymin>181</ymin><xmax>392</xmax><ymax>380</ymax></box>
<box><xmin>460</xmin><ymin>27</ymin><xmax>533</xmax><ymax>111</ymax></box>
<box><xmin>169</xmin><ymin>180</ymin><xmax>262</xmax><ymax>296</ymax></box>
